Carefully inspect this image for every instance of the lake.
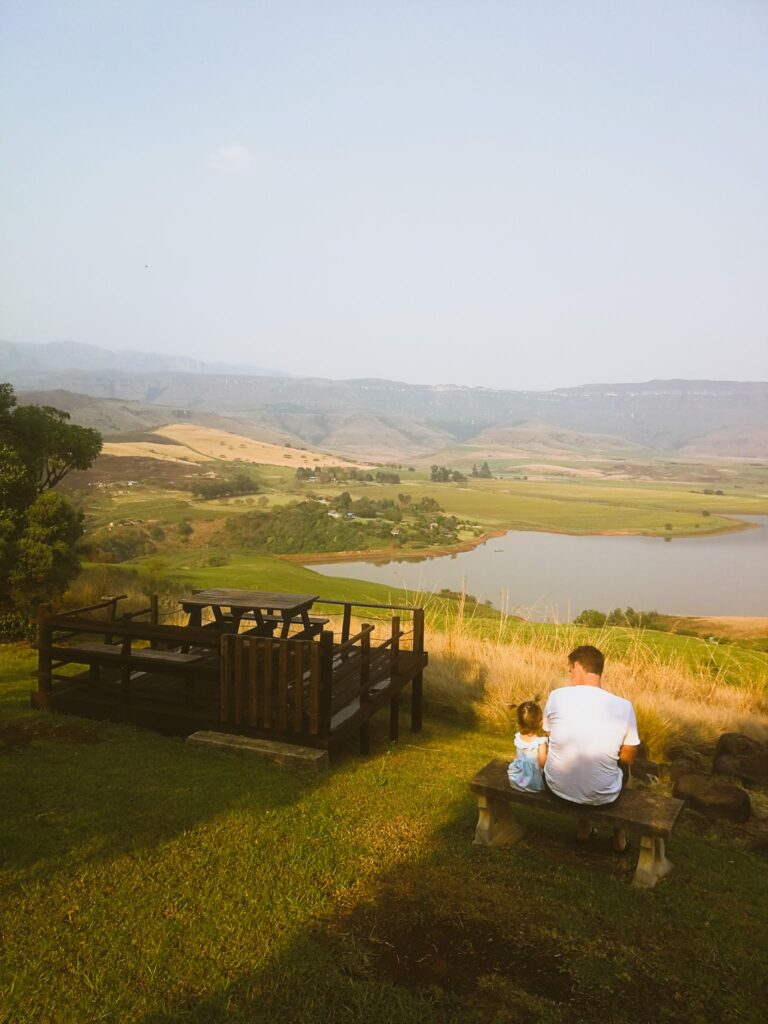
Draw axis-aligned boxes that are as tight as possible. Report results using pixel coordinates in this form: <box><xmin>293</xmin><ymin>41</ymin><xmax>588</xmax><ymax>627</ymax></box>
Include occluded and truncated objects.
<box><xmin>310</xmin><ymin>516</ymin><xmax>768</xmax><ymax>620</ymax></box>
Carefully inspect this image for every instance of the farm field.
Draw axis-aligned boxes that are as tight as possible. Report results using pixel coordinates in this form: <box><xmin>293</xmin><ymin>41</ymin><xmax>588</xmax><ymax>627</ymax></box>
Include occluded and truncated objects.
<box><xmin>75</xmin><ymin>455</ymin><xmax>768</xmax><ymax>553</ymax></box>
<box><xmin>2</xmin><ymin>641</ymin><xmax>767</xmax><ymax>1024</ymax></box>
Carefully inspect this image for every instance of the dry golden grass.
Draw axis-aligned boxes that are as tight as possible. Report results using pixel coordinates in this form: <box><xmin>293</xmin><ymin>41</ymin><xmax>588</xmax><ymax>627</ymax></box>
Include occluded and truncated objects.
<box><xmin>661</xmin><ymin>615</ymin><xmax>768</xmax><ymax>640</ymax></box>
<box><xmin>419</xmin><ymin>598</ymin><xmax>768</xmax><ymax>760</ymax></box>
<box><xmin>102</xmin><ymin>423</ymin><xmax>371</xmax><ymax>468</ymax></box>
<box><xmin>56</xmin><ymin>579</ymin><xmax>768</xmax><ymax>760</ymax></box>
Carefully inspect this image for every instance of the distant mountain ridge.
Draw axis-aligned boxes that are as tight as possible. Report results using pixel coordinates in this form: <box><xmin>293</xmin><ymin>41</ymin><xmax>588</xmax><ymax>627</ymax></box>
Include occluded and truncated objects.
<box><xmin>0</xmin><ymin>340</ymin><xmax>287</xmax><ymax>378</ymax></box>
<box><xmin>4</xmin><ymin>340</ymin><xmax>767</xmax><ymax>457</ymax></box>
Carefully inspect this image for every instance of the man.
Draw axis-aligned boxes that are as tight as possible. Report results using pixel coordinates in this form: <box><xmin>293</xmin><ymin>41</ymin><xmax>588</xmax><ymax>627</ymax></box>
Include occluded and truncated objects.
<box><xmin>543</xmin><ymin>645</ymin><xmax>640</xmax><ymax>852</ymax></box>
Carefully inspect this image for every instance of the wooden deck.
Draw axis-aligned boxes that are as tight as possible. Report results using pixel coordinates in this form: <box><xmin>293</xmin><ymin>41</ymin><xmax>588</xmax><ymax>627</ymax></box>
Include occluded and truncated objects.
<box><xmin>32</xmin><ymin>596</ymin><xmax>427</xmax><ymax>754</ymax></box>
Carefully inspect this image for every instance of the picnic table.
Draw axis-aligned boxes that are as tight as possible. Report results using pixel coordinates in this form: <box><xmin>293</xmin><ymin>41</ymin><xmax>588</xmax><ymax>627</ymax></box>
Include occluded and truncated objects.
<box><xmin>180</xmin><ymin>589</ymin><xmax>322</xmax><ymax>639</ymax></box>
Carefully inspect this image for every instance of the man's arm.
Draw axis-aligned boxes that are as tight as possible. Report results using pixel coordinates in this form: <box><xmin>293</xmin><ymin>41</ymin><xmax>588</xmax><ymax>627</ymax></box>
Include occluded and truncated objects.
<box><xmin>619</xmin><ymin>743</ymin><xmax>638</xmax><ymax>765</ymax></box>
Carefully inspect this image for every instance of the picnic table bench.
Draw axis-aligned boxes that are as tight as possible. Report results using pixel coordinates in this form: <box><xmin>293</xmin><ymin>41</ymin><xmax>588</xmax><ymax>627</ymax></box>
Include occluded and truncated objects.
<box><xmin>180</xmin><ymin>589</ymin><xmax>321</xmax><ymax>639</ymax></box>
<box><xmin>469</xmin><ymin>759</ymin><xmax>684</xmax><ymax>888</ymax></box>
<box><xmin>35</xmin><ymin>604</ymin><xmax>221</xmax><ymax>716</ymax></box>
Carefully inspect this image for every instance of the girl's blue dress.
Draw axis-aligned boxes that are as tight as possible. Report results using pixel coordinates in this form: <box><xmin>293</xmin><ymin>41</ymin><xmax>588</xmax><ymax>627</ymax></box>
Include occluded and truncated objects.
<box><xmin>507</xmin><ymin>733</ymin><xmax>547</xmax><ymax>792</ymax></box>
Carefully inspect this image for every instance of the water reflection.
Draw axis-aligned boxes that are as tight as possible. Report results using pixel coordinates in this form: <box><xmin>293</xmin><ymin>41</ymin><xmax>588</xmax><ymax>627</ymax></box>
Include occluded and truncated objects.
<box><xmin>311</xmin><ymin>516</ymin><xmax>768</xmax><ymax>621</ymax></box>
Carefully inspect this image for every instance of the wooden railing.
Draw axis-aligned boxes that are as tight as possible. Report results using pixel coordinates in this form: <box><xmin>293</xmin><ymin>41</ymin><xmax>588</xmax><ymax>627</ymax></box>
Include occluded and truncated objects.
<box><xmin>219</xmin><ymin>608</ymin><xmax>420</xmax><ymax>749</ymax></box>
<box><xmin>220</xmin><ymin>631</ymin><xmax>334</xmax><ymax>740</ymax></box>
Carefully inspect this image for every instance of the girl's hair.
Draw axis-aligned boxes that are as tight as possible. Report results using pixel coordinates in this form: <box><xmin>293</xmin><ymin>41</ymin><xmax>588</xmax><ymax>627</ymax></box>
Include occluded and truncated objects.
<box><xmin>517</xmin><ymin>700</ymin><xmax>543</xmax><ymax>733</ymax></box>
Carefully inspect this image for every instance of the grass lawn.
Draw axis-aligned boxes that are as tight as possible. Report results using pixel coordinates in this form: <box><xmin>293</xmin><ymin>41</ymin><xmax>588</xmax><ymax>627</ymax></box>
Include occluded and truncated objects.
<box><xmin>2</xmin><ymin>645</ymin><xmax>767</xmax><ymax>1024</ymax></box>
<box><xmin>318</xmin><ymin>476</ymin><xmax>768</xmax><ymax>538</ymax></box>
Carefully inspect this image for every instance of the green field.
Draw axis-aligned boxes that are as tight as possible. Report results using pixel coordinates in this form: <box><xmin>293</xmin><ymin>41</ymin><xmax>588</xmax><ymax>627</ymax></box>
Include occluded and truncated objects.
<box><xmin>2</xmin><ymin>643</ymin><xmax>767</xmax><ymax>1024</ymax></box>
<box><xmin>75</xmin><ymin>455</ymin><xmax>768</xmax><ymax>551</ymax></box>
<box><xmin>309</xmin><ymin>474</ymin><xmax>768</xmax><ymax>538</ymax></box>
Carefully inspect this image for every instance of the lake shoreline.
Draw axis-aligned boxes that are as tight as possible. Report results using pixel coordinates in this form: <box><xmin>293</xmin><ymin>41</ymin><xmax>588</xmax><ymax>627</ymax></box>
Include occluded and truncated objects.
<box><xmin>287</xmin><ymin>516</ymin><xmax>757</xmax><ymax>567</ymax></box>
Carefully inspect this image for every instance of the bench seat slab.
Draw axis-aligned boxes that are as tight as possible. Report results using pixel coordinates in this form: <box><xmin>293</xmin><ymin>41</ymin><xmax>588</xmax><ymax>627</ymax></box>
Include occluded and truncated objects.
<box><xmin>474</xmin><ymin>795</ymin><xmax>527</xmax><ymax>847</ymax></box>
<box><xmin>470</xmin><ymin>759</ymin><xmax>683</xmax><ymax>889</ymax></box>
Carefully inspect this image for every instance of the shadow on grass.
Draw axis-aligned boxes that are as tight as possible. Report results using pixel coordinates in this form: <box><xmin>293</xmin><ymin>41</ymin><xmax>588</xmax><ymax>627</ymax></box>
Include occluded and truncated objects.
<box><xmin>123</xmin><ymin>788</ymin><xmax>715</xmax><ymax>1024</ymax></box>
<box><xmin>0</xmin><ymin>708</ymin><xmax>329</xmax><ymax>878</ymax></box>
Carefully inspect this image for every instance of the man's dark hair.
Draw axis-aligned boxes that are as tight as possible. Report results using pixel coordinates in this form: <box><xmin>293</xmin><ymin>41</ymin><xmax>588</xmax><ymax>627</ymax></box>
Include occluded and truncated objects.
<box><xmin>568</xmin><ymin>645</ymin><xmax>604</xmax><ymax>676</ymax></box>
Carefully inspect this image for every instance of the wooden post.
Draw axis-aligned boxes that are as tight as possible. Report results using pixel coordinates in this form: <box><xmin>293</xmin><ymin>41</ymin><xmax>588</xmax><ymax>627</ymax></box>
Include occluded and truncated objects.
<box><xmin>341</xmin><ymin>603</ymin><xmax>352</xmax><ymax>658</ymax></box>
<box><xmin>149</xmin><ymin>594</ymin><xmax>159</xmax><ymax>649</ymax></box>
<box><xmin>293</xmin><ymin>641</ymin><xmax>305</xmax><ymax>735</ymax></box>
<box><xmin>318</xmin><ymin>630</ymin><xmax>334</xmax><ymax>742</ymax></box>
<box><xmin>119</xmin><ymin>615</ymin><xmax>132</xmax><ymax>708</ymax></box>
<box><xmin>248</xmin><ymin>638</ymin><xmax>259</xmax><ymax>728</ymax></box>
<box><xmin>36</xmin><ymin>603</ymin><xmax>53</xmax><ymax>706</ymax></box>
<box><xmin>234</xmin><ymin>634</ymin><xmax>244</xmax><ymax>725</ymax></box>
<box><xmin>411</xmin><ymin>607</ymin><xmax>424</xmax><ymax>733</ymax></box>
<box><xmin>389</xmin><ymin>615</ymin><xmax>400</xmax><ymax>741</ymax></box>
<box><xmin>105</xmin><ymin>596</ymin><xmax>118</xmax><ymax>646</ymax></box>
<box><xmin>220</xmin><ymin>633</ymin><xmax>230</xmax><ymax>723</ymax></box>
<box><xmin>359</xmin><ymin>625</ymin><xmax>371</xmax><ymax>754</ymax></box>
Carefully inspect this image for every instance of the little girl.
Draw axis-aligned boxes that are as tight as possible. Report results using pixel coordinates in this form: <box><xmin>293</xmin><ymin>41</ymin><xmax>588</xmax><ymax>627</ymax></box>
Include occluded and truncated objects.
<box><xmin>507</xmin><ymin>700</ymin><xmax>548</xmax><ymax>792</ymax></box>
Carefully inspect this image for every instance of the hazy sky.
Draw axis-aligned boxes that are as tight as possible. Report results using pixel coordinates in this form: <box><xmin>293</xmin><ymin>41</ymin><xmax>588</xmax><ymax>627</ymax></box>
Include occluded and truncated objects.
<box><xmin>1</xmin><ymin>1</ymin><xmax>766</xmax><ymax>389</ymax></box>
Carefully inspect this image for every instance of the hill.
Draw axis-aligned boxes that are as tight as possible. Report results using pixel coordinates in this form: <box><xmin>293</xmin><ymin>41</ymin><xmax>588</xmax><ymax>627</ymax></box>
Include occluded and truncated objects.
<box><xmin>5</xmin><ymin>341</ymin><xmax>767</xmax><ymax>458</ymax></box>
<box><xmin>101</xmin><ymin>423</ymin><xmax>370</xmax><ymax>469</ymax></box>
<box><xmin>430</xmin><ymin>421</ymin><xmax>644</xmax><ymax>464</ymax></box>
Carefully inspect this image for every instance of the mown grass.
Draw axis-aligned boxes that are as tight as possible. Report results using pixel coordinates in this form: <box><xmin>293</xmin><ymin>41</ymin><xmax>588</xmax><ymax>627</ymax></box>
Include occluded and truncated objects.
<box><xmin>322</xmin><ymin>475</ymin><xmax>768</xmax><ymax>537</ymax></box>
<box><xmin>2</xmin><ymin>642</ymin><xmax>767</xmax><ymax>1024</ymax></box>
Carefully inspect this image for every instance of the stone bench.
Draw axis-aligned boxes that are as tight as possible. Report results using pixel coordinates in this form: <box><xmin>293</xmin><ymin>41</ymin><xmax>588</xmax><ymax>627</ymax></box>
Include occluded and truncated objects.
<box><xmin>469</xmin><ymin>759</ymin><xmax>684</xmax><ymax>888</ymax></box>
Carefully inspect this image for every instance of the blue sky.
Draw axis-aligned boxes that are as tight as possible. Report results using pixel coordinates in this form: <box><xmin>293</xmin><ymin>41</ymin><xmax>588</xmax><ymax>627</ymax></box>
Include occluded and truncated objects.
<box><xmin>1</xmin><ymin>1</ymin><xmax>766</xmax><ymax>389</ymax></box>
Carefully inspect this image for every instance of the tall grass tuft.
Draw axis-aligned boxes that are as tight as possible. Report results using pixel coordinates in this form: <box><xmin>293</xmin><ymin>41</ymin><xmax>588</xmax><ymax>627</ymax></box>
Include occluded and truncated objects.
<box><xmin>422</xmin><ymin>596</ymin><xmax>768</xmax><ymax>759</ymax></box>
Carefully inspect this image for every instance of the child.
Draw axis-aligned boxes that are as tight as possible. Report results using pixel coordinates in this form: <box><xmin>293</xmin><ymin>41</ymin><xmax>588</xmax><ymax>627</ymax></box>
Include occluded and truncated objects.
<box><xmin>507</xmin><ymin>701</ymin><xmax>548</xmax><ymax>792</ymax></box>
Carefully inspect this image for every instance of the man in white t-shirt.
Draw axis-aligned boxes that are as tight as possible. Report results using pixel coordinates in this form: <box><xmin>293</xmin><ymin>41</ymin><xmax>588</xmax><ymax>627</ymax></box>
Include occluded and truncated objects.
<box><xmin>543</xmin><ymin>645</ymin><xmax>640</xmax><ymax>852</ymax></box>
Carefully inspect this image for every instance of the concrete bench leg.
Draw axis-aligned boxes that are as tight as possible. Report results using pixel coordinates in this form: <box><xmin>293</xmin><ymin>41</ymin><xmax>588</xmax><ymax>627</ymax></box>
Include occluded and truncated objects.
<box><xmin>633</xmin><ymin>836</ymin><xmax>673</xmax><ymax>888</ymax></box>
<box><xmin>473</xmin><ymin>795</ymin><xmax>526</xmax><ymax>847</ymax></box>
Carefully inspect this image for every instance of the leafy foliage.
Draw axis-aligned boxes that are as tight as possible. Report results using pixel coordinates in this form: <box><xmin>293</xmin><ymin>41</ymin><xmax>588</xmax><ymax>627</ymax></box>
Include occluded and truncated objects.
<box><xmin>190</xmin><ymin>472</ymin><xmax>259</xmax><ymax>500</ymax></box>
<box><xmin>0</xmin><ymin>384</ymin><xmax>102</xmax><ymax>624</ymax></box>
<box><xmin>573</xmin><ymin>606</ymin><xmax>664</xmax><ymax>630</ymax></box>
<box><xmin>225</xmin><ymin>493</ymin><xmax>465</xmax><ymax>555</ymax></box>
<box><xmin>6</xmin><ymin>398</ymin><xmax>101</xmax><ymax>492</ymax></box>
<box><xmin>430</xmin><ymin>464</ymin><xmax>466</xmax><ymax>482</ymax></box>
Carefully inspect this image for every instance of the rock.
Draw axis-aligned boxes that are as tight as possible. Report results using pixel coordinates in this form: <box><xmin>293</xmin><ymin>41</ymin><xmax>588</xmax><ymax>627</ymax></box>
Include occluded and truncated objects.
<box><xmin>667</xmin><ymin>743</ymin><xmax>710</xmax><ymax>772</ymax></box>
<box><xmin>669</xmin><ymin>759</ymin><xmax>703</xmax><ymax>783</ymax></box>
<box><xmin>712</xmin><ymin>733</ymin><xmax>768</xmax><ymax>786</ymax></box>
<box><xmin>632</xmin><ymin>759</ymin><xmax>660</xmax><ymax>783</ymax></box>
<box><xmin>672</xmin><ymin>773</ymin><xmax>752</xmax><ymax>822</ymax></box>
<box><xmin>713</xmin><ymin>743</ymin><xmax>768</xmax><ymax>787</ymax></box>
<box><xmin>714</xmin><ymin>733</ymin><xmax>764</xmax><ymax>760</ymax></box>
<box><xmin>748</xmin><ymin>836</ymin><xmax>768</xmax><ymax>861</ymax></box>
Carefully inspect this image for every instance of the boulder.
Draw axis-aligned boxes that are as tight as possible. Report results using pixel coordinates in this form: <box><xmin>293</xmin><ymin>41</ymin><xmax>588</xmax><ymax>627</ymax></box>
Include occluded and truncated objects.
<box><xmin>713</xmin><ymin>734</ymin><xmax>768</xmax><ymax>786</ymax></box>
<box><xmin>669</xmin><ymin>759</ymin><xmax>703</xmax><ymax>783</ymax></box>
<box><xmin>672</xmin><ymin>773</ymin><xmax>752</xmax><ymax>822</ymax></box>
<box><xmin>714</xmin><ymin>733</ymin><xmax>764</xmax><ymax>760</ymax></box>
<box><xmin>740</xmin><ymin>752</ymin><xmax>768</xmax><ymax>785</ymax></box>
<box><xmin>632</xmin><ymin>759</ymin><xmax>660</xmax><ymax>783</ymax></box>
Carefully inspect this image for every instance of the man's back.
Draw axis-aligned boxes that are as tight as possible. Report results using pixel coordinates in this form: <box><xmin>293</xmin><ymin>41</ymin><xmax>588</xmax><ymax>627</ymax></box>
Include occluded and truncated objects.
<box><xmin>543</xmin><ymin>685</ymin><xmax>640</xmax><ymax>805</ymax></box>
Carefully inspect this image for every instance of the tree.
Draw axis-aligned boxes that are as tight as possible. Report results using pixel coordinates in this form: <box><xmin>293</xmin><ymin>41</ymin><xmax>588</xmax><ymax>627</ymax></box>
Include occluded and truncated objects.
<box><xmin>0</xmin><ymin>384</ymin><xmax>102</xmax><ymax>619</ymax></box>
<box><xmin>8</xmin><ymin>402</ymin><xmax>102</xmax><ymax>492</ymax></box>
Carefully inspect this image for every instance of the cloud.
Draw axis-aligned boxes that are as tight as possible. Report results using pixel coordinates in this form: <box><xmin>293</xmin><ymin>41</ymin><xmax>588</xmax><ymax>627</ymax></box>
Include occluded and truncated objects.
<box><xmin>209</xmin><ymin>144</ymin><xmax>258</xmax><ymax>174</ymax></box>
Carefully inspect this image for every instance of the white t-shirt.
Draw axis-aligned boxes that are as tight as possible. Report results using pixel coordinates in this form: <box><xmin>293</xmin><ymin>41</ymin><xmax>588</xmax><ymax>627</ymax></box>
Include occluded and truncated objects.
<box><xmin>543</xmin><ymin>685</ymin><xmax>640</xmax><ymax>805</ymax></box>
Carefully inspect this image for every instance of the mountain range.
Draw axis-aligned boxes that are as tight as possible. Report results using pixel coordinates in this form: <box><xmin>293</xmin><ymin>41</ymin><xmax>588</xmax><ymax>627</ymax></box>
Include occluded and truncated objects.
<box><xmin>4</xmin><ymin>341</ymin><xmax>767</xmax><ymax>460</ymax></box>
